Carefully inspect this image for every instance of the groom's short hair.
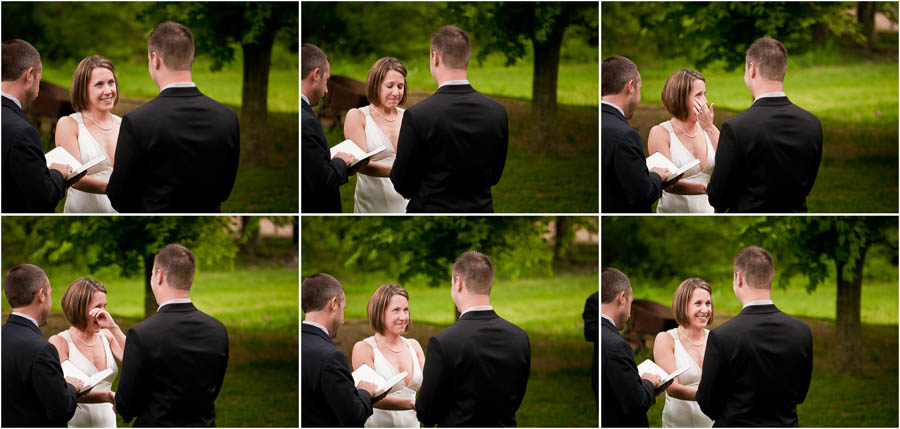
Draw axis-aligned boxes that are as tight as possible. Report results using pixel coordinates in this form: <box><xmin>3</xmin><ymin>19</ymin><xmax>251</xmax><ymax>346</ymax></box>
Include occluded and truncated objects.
<box><xmin>1</xmin><ymin>39</ymin><xmax>41</xmax><ymax>81</ymax></box>
<box><xmin>302</xmin><ymin>44</ymin><xmax>328</xmax><ymax>80</ymax></box>
<box><xmin>148</xmin><ymin>22</ymin><xmax>194</xmax><ymax>71</ymax></box>
<box><xmin>302</xmin><ymin>273</ymin><xmax>344</xmax><ymax>313</ymax></box>
<box><xmin>601</xmin><ymin>56</ymin><xmax>639</xmax><ymax>96</ymax></box>
<box><xmin>734</xmin><ymin>246</ymin><xmax>774</xmax><ymax>289</ymax></box>
<box><xmin>154</xmin><ymin>244</ymin><xmax>196</xmax><ymax>290</ymax></box>
<box><xmin>746</xmin><ymin>37</ymin><xmax>787</xmax><ymax>81</ymax></box>
<box><xmin>3</xmin><ymin>264</ymin><xmax>48</xmax><ymax>308</ymax></box>
<box><xmin>601</xmin><ymin>268</ymin><xmax>630</xmax><ymax>303</ymax></box>
<box><xmin>431</xmin><ymin>26</ymin><xmax>470</xmax><ymax>70</ymax></box>
<box><xmin>61</xmin><ymin>277</ymin><xmax>108</xmax><ymax>330</ymax></box>
<box><xmin>452</xmin><ymin>251</ymin><xmax>493</xmax><ymax>295</ymax></box>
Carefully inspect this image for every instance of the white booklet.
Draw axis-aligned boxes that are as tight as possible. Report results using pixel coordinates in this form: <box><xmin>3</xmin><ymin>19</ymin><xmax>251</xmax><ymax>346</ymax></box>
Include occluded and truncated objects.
<box><xmin>645</xmin><ymin>152</ymin><xmax>699</xmax><ymax>185</ymax></box>
<box><xmin>637</xmin><ymin>359</ymin><xmax>689</xmax><ymax>388</ymax></box>
<box><xmin>61</xmin><ymin>360</ymin><xmax>113</xmax><ymax>393</ymax></box>
<box><xmin>330</xmin><ymin>139</ymin><xmax>388</xmax><ymax>167</ymax></box>
<box><xmin>351</xmin><ymin>363</ymin><xmax>407</xmax><ymax>397</ymax></box>
<box><xmin>45</xmin><ymin>146</ymin><xmax>105</xmax><ymax>179</ymax></box>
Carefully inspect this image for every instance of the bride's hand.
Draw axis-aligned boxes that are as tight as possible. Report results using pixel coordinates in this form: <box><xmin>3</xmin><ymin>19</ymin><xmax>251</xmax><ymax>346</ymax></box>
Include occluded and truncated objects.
<box><xmin>695</xmin><ymin>99</ymin><xmax>715</xmax><ymax>130</ymax></box>
<box><xmin>90</xmin><ymin>308</ymin><xmax>117</xmax><ymax>330</ymax></box>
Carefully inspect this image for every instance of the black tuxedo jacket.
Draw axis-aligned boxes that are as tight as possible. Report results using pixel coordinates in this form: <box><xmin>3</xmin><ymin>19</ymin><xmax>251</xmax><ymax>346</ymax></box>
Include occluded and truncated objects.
<box><xmin>1</xmin><ymin>314</ymin><xmax>77</xmax><ymax>427</ymax></box>
<box><xmin>301</xmin><ymin>99</ymin><xmax>348</xmax><ymax>213</ymax></box>
<box><xmin>707</xmin><ymin>96</ymin><xmax>822</xmax><ymax>213</ymax></box>
<box><xmin>601</xmin><ymin>317</ymin><xmax>655</xmax><ymax>427</ymax></box>
<box><xmin>106</xmin><ymin>87</ymin><xmax>240</xmax><ymax>213</ymax></box>
<box><xmin>416</xmin><ymin>310</ymin><xmax>530</xmax><ymax>427</ymax></box>
<box><xmin>583</xmin><ymin>292</ymin><xmax>599</xmax><ymax>404</ymax></box>
<box><xmin>1</xmin><ymin>96</ymin><xmax>66</xmax><ymax>212</ymax></box>
<box><xmin>390</xmin><ymin>84</ymin><xmax>508</xmax><ymax>213</ymax></box>
<box><xmin>696</xmin><ymin>304</ymin><xmax>813</xmax><ymax>427</ymax></box>
<box><xmin>300</xmin><ymin>323</ymin><xmax>373</xmax><ymax>427</ymax></box>
<box><xmin>601</xmin><ymin>103</ymin><xmax>663</xmax><ymax>213</ymax></box>
<box><xmin>115</xmin><ymin>303</ymin><xmax>229</xmax><ymax>427</ymax></box>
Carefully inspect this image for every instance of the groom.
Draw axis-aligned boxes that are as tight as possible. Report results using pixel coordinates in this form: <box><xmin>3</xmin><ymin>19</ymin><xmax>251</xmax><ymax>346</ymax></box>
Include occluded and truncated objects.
<box><xmin>707</xmin><ymin>37</ymin><xmax>823</xmax><ymax>212</ymax></box>
<box><xmin>107</xmin><ymin>22</ymin><xmax>240</xmax><ymax>213</ymax></box>
<box><xmin>416</xmin><ymin>251</ymin><xmax>530</xmax><ymax>426</ymax></box>
<box><xmin>390</xmin><ymin>26</ymin><xmax>508</xmax><ymax>213</ymax></box>
<box><xmin>696</xmin><ymin>246</ymin><xmax>813</xmax><ymax>426</ymax></box>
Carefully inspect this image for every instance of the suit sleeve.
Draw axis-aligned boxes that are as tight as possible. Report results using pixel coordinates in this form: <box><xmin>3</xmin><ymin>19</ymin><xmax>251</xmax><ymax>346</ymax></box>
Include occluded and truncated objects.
<box><xmin>707</xmin><ymin>121</ymin><xmax>740</xmax><ymax>213</ymax></box>
<box><xmin>8</xmin><ymin>127</ymin><xmax>64</xmax><ymax>212</ymax></box>
<box><xmin>321</xmin><ymin>350</ymin><xmax>373</xmax><ymax>426</ymax></box>
<box><xmin>696</xmin><ymin>329</ymin><xmax>725</xmax><ymax>420</ymax></box>
<box><xmin>213</xmin><ymin>326</ymin><xmax>229</xmax><ymax>400</ymax></box>
<box><xmin>614</xmin><ymin>128</ymin><xmax>662</xmax><ymax>210</ymax></box>
<box><xmin>607</xmin><ymin>338</ymin><xmax>655</xmax><ymax>415</ymax></box>
<box><xmin>804</xmin><ymin>118</ymin><xmax>823</xmax><ymax>197</ymax></box>
<box><xmin>795</xmin><ymin>325</ymin><xmax>813</xmax><ymax>405</ymax></box>
<box><xmin>301</xmin><ymin>115</ymin><xmax>348</xmax><ymax>195</ymax></box>
<box><xmin>32</xmin><ymin>342</ymin><xmax>77</xmax><ymax>422</ymax></box>
<box><xmin>106</xmin><ymin>115</ymin><xmax>144</xmax><ymax>213</ymax></box>
<box><xmin>219</xmin><ymin>111</ymin><xmax>241</xmax><ymax>205</ymax></box>
<box><xmin>415</xmin><ymin>335</ymin><xmax>448</xmax><ymax>427</ymax></box>
<box><xmin>490</xmin><ymin>106</ymin><xmax>509</xmax><ymax>186</ymax></box>
<box><xmin>514</xmin><ymin>333</ymin><xmax>531</xmax><ymax>413</ymax></box>
<box><xmin>390</xmin><ymin>110</ymin><xmax>423</xmax><ymax>199</ymax></box>
<box><xmin>115</xmin><ymin>327</ymin><xmax>147</xmax><ymax>423</ymax></box>
<box><xmin>583</xmin><ymin>293</ymin><xmax>599</xmax><ymax>343</ymax></box>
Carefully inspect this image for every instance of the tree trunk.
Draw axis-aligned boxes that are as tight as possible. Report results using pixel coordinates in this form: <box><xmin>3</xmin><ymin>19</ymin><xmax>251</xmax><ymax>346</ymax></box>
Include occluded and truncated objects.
<box><xmin>530</xmin><ymin>20</ymin><xmax>567</xmax><ymax>157</ymax></box>
<box><xmin>554</xmin><ymin>216</ymin><xmax>570</xmax><ymax>265</ymax></box>
<box><xmin>241</xmin><ymin>30</ymin><xmax>276</xmax><ymax>163</ymax></box>
<box><xmin>143</xmin><ymin>252</ymin><xmax>156</xmax><ymax>320</ymax></box>
<box><xmin>857</xmin><ymin>2</ymin><xmax>876</xmax><ymax>51</ymax></box>
<box><xmin>834</xmin><ymin>247</ymin><xmax>867</xmax><ymax>375</ymax></box>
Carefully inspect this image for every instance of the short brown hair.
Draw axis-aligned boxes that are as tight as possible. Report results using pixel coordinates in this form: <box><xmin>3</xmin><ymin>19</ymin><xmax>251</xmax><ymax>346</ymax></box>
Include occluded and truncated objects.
<box><xmin>366</xmin><ymin>284</ymin><xmax>410</xmax><ymax>335</ymax></box>
<box><xmin>61</xmin><ymin>277</ymin><xmax>107</xmax><ymax>330</ymax></box>
<box><xmin>148</xmin><ymin>22</ymin><xmax>194</xmax><ymax>71</ymax></box>
<box><xmin>661</xmin><ymin>69</ymin><xmax>705</xmax><ymax>121</ymax></box>
<box><xmin>430</xmin><ymin>26</ymin><xmax>470</xmax><ymax>70</ymax></box>
<box><xmin>70</xmin><ymin>56</ymin><xmax>119</xmax><ymax>113</ymax></box>
<box><xmin>601</xmin><ymin>268</ymin><xmax>631</xmax><ymax>303</ymax></box>
<box><xmin>2</xmin><ymin>39</ymin><xmax>41</xmax><ymax>81</ymax></box>
<box><xmin>154</xmin><ymin>244</ymin><xmax>195</xmax><ymax>290</ymax></box>
<box><xmin>302</xmin><ymin>43</ymin><xmax>328</xmax><ymax>80</ymax></box>
<box><xmin>734</xmin><ymin>246</ymin><xmax>774</xmax><ymax>289</ymax></box>
<box><xmin>746</xmin><ymin>37</ymin><xmax>787</xmax><ymax>81</ymax></box>
<box><xmin>452</xmin><ymin>251</ymin><xmax>493</xmax><ymax>295</ymax></box>
<box><xmin>672</xmin><ymin>277</ymin><xmax>713</xmax><ymax>327</ymax></box>
<box><xmin>301</xmin><ymin>273</ymin><xmax>344</xmax><ymax>313</ymax></box>
<box><xmin>602</xmin><ymin>56</ymin><xmax>639</xmax><ymax>96</ymax></box>
<box><xmin>366</xmin><ymin>57</ymin><xmax>408</xmax><ymax>107</ymax></box>
<box><xmin>3</xmin><ymin>264</ymin><xmax>48</xmax><ymax>308</ymax></box>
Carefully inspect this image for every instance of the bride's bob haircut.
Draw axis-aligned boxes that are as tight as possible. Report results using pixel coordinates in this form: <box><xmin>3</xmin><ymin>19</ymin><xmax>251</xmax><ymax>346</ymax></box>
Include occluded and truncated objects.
<box><xmin>671</xmin><ymin>277</ymin><xmax>713</xmax><ymax>328</ymax></box>
<box><xmin>367</xmin><ymin>284</ymin><xmax>410</xmax><ymax>335</ymax></box>
<box><xmin>70</xmin><ymin>55</ymin><xmax>119</xmax><ymax>113</ymax></box>
<box><xmin>366</xmin><ymin>57</ymin><xmax>408</xmax><ymax>108</ymax></box>
<box><xmin>61</xmin><ymin>277</ymin><xmax>108</xmax><ymax>331</ymax></box>
<box><xmin>661</xmin><ymin>69</ymin><xmax>705</xmax><ymax>122</ymax></box>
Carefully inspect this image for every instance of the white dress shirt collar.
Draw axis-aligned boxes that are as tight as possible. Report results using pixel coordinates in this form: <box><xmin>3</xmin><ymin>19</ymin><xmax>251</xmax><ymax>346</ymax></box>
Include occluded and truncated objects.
<box><xmin>439</xmin><ymin>79</ymin><xmax>470</xmax><ymax>88</ymax></box>
<box><xmin>2</xmin><ymin>92</ymin><xmax>22</xmax><ymax>109</ymax></box>
<box><xmin>11</xmin><ymin>311</ymin><xmax>39</xmax><ymax>328</ymax></box>
<box><xmin>160</xmin><ymin>82</ymin><xmax>197</xmax><ymax>93</ymax></box>
<box><xmin>158</xmin><ymin>297</ymin><xmax>192</xmax><ymax>311</ymax></box>
<box><xmin>301</xmin><ymin>94</ymin><xmax>310</xmax><ymax>107</ymax></box>
<box><xmin>601</xmin><ymin>314</ymin><xmax>616</xmax><ymax>329</ymax></box>
<box><xmin>742</xmin><ymin>299</ymin><xmax>774</xmax><ymax>309</ymax></box>
<box><xmin>601</xmin><ymin>100</ymin><xmax>626</xmax><ymax>118</ymax></box>
<box><xmin>753</xmin><ymin>91</ymin><xmax>786</xmax><ymax>103</ymax></box>
<box><xmin>302</xmin><ymin>320</ymin><xmax>330</xmax><ymax>337</ymax></box>
<box><xmin>460</xmin><ymin>305</ymin><xmax>493</xmax><ymax>316</ymax></box>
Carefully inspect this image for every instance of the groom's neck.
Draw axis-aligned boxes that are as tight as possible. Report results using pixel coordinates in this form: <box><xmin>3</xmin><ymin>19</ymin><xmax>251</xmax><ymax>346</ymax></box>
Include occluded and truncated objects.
<box><xmin>434</xmin><ymin>68</ymin><xmax>468</xmax><ymax>87</ymax></box>
<box><xmin>155</xmin><ymin>70</ymin><xmax>194</xmax><ymax>90</ymax></box>
<box><xmin>750</xmin><ymin>80</ymin><xmax>784</xmax><ymax>99</ymax></box>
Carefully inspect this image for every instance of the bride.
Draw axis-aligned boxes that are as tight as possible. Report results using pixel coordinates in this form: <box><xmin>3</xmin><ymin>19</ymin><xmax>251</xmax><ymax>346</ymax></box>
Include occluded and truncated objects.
<box><xmin>351</xmin><ymin>284</ymin><xmax>425</xmax><ymax>427</ymax></box>
<box><xmin>48</xmin><ymin>277</ymin><xmax>125</xmax><ymax>428</ymax></box>
<box><xmin>344</xmin><ymin>57</ymin><xmax>410</xmax><ymax>213</ymax></box>
<box><xmin>653</xmin><ymin>278</ymin><xmax>715</xmax><ymax>427</ymax></box>
<box><xmin>648</xmin><ymin>69</ymin><xmax>719</xmax><ymax>213</ymax></box>
<box><xmin>55</xmin><ymin>55</ymin><xmax>121</xmax><ymax>213</ymax></box>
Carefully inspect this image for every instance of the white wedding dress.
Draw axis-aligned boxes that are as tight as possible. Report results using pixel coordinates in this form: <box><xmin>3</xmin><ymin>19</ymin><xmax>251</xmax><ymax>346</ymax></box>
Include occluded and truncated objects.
<box><xmin>656</xmin><ymin>120</ymin><xmax>715</xmax><ymax>213</ymax></box>
<box><xmin>63</xmin><ymin>112</ymin><xmax>119</xmax><ymax>213</ymax></box>
<box><xmin>58</xmin><ymin>330</ymin><xmax>118</xmax><ymax>428</ymax></box>
<box><xmin>353</xmin><ymin>105</ymin><xmax>409</xmax><ymax>213</ymax></box>
<box><xmin>661</xmin><ymin>328</ymin><xmax>714</xmax><ymax>428</ymax></box>
<box><xmin>362</xmin><ymin>336</ymin><xmax>423</xmax><ymax>428</ymax></box>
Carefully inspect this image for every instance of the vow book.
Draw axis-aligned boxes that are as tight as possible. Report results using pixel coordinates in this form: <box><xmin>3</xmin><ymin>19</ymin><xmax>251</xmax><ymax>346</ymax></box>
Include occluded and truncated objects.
<box><xmin>351</xmin><ymin>363</ymin><xmax>407</xmax><ymax>397</ymax></box>
<box><xmin>636</xmin><ymin>359</ymin><xmax>689</xmax><ymax>388</ymax></box>
<box><xmin>330</xmin><ymin>139</ymin><xmax>388</xmax><ymax>167</ymax></box>
<box><xmin>645</xmin><ymin>152</ymin><xmax>699</xmax><ymax>185</ymax></box>
<box><xmin>61</xmin><ymin>360</ymin><xmax>113</xmax><ymax>393</ymax></box>
<box><xmin>45</xmin><ymin>146</ymin><xmax>105</xmax><ymax>179</ymax></box>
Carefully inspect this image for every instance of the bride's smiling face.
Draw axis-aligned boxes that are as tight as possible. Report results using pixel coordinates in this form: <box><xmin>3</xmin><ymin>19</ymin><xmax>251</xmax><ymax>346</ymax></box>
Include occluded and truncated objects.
<box><xmin>379</xmin><ymin>70</ymin><xmax>406</xmax><ymax>109</ymax></box>
<box><xmin>686</xmin><ymin>287</ymin><xmax>712</xmax><ymax>329</ymax></box>
<box><xmin>382</xmin><ymin>293</ymin><xmax>410</xmax><ymax>336</ymax></box>
<box><xmin>87</xmin><ymin>67</ymin><xmax>117</xmax><ymax>113</ymax></box>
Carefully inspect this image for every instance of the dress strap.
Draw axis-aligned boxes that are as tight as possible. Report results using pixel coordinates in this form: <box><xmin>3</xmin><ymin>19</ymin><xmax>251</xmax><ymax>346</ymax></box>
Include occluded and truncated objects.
<box><xmin>69</xmin><ymin>112</ymin><xmax>85</xmax><ymax>126</ymax></box>
<box><xmin>660</xmin><ymin>120</ymin><xmax>676</xmax><ymax>135</ymax></box>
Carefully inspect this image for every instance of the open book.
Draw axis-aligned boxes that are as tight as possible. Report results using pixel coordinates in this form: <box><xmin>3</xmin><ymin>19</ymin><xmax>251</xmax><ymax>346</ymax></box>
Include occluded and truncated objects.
<box><xmin>61</xmin><ymin>360</ymin><xmax>113</xmax><ymax>393</ymax></box>
<box><xmin>45</xmin><ymin>146</ymin><xmax>106</xmax><ymax>180</ymax></box>
<box><xmin>330</xmin><ymin>139</ymin><xmax>388</xmax><ymax>167</ymax></box>
<box><xmin>645</xmin><ymin>152</ymin><xmax>699</xmax><ymax>185</ymax></box>
<box><xmin>351</xmin><ymin>363</ymin><xmax>407</xmax><ymax>397</ymax></box>
<box><xmin>637</xmin><ymin>359</ymin><xmax>689</xmax><ymax>388</ymax></box>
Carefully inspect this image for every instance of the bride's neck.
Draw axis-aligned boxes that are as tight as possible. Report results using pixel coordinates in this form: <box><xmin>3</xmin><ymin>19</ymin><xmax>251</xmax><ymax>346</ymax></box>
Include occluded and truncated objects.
<box><xmin>376</xmin><ymin>331</ymin><xmax>401</xmax><ymax>345</ymax></box>
<box><xmin>672</xmin><ymin>117</ymin><xmax>698</xmax><ymax>128</ymax></box>
<box><xmin>83</xmin><ymin>107</ymin><xmax>112</xmax><ymax>120</ymax></box>
<box><xmin>375</xmin><ymin>104</ymin><xmax>397</xmax><ymax>116</ymax></box>
<box><xmin>70</xmin><ymin>326</ymin><xmax>97</xmax><ymax>339</ymax></box>
<box><xmin>681</xmin><ymin>325</ymin><xmax>704</xmax><ymax>338</ymax></box>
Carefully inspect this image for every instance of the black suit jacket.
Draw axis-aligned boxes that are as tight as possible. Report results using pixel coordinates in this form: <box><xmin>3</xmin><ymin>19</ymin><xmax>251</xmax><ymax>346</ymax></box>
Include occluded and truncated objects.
<box><xmin>115</xmin><ymin>303</ymin><xmax>229</xmax><ymax>427</ymax></box>
<box><xmin>300</xmin><ymin>323</ymin><xmax>373</xmax><ymax>427</ymax></box>
<box><xmin>1</xmin><ymin>314</ymin><xmax>77</xmax><ymax>427</ymax></box>
<box><xmin>601</xmin><ymin>317</ymin><xmax>655</xmax><ymax>427</ymax></box>
<box><xmin>707</xmin><ymin>96</ymin><xmax>822</xmax><ymax>213</ymax></box>
<box><xmin>416</xmin><ymin>310</ymin><xmax>530</xmax><ymax>427</ymax></box>
<box><xmin>106</xmin><ymin>87</ymin><xmax>240</xmax><ymax>213</ymax></box>
<box><xmin>601</xmin><ymin>103</ymin><xmax>663</xmax><ymax>213</ymax></box>
<box><xmin>583</xmin><ymin>292</ymin><xmax>599</xmax><ymax>405</ymax></box>
<box><xmin>301</xmin><ymin>99</ymin><xmax>348</xmax><ymax>213</ymax></box>
<box><xmin>696</xmin><ymin>304</ymin><xmax>813</xmax><ymax>427</ymax></box>
<box><xmin>1</xmin><ymin>96</ymin><xmax>66</xmax><ymax>212</ymax></box>
<box><xmin>390</xmin><ymin>84</ymin><xmax>508</xmax><ymax>213</ymax></box>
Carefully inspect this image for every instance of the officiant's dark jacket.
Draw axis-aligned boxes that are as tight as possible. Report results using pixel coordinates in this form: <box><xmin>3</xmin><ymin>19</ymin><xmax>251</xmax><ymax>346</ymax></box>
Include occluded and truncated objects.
<box><xmin>602</xmin><ymin>103</ymin><xmax>663</xmax><ymax>213</ymax></box>
<box><xmin>2</xmin><ymin>96</ymin><xmax>66</xmax><ymax>213</ymax></box>
<box><xmin>301</xmin><ymin>323</ymin><xmax>373</xmax><ymax>427</ymax></box>
<box><xmin>302</xmin><ymin>98</ymin><xmax>348</xmax><ymax>213</ymax></box>
<box><xmin>2</xmin><ymin>314</ymin><xmax>77</xmax><ymax>427</ymax></box>
<box><xmin>115</xmin><ymin>302</ymin><xmax>228</xmax><ymax>427</ymax></box>
<box><xmin>390</xmin><ymin>84</ymin><xmax>508</xmax><ymax>213</ymax></box>
<box><xmin>601</xmin><ymin>317</ymin><xmax>656</xmax><ymax>427</ymax></box>
<box><xmin>106</xmin><ymin>86</ymin><xmax>239</xmax><ymax>213</ymax></box>
<box><xmin>416</xmin><ymin>309</ymin><xmax>530</xmax><ymax>427</ymax></box>
<box><xmin>707</xmin><ymin>96</ymin><xmax>822</xmax><ymax>213</ymax></box>
<box><xmin>697</xmin><ymin>304</ymin><xmax>813</xmax><ymax>427</ymax></box>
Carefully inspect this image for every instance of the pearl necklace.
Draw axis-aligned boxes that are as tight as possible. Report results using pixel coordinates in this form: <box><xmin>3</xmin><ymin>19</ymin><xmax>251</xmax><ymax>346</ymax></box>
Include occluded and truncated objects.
<box><xmin>70</xmin><ymin>328</ymin><xmax>98</xmax><ymax>347</ymax></box>
<box><xmin>673</xmin><ymin>120</ymin><xmax>699</xmax><ymax>138</ymax></box>
<box><xmin>376</xmin><ymin>336</ymin><xmax>404</xmax><ymax>353</ymax></box>
<box><xmin>84</xmin><ymin>112</ymin><xmax>114</xmax><ymax>131</ymax></box>
<box><xmin>371</xmin><ymin>107</ymin><xmax>399</xmax><ymax>122</ymax></box>
<box><xmin>679</xmin><ymin>326</ymin><xmax>706</xmax><ymax>347</ymax></box>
